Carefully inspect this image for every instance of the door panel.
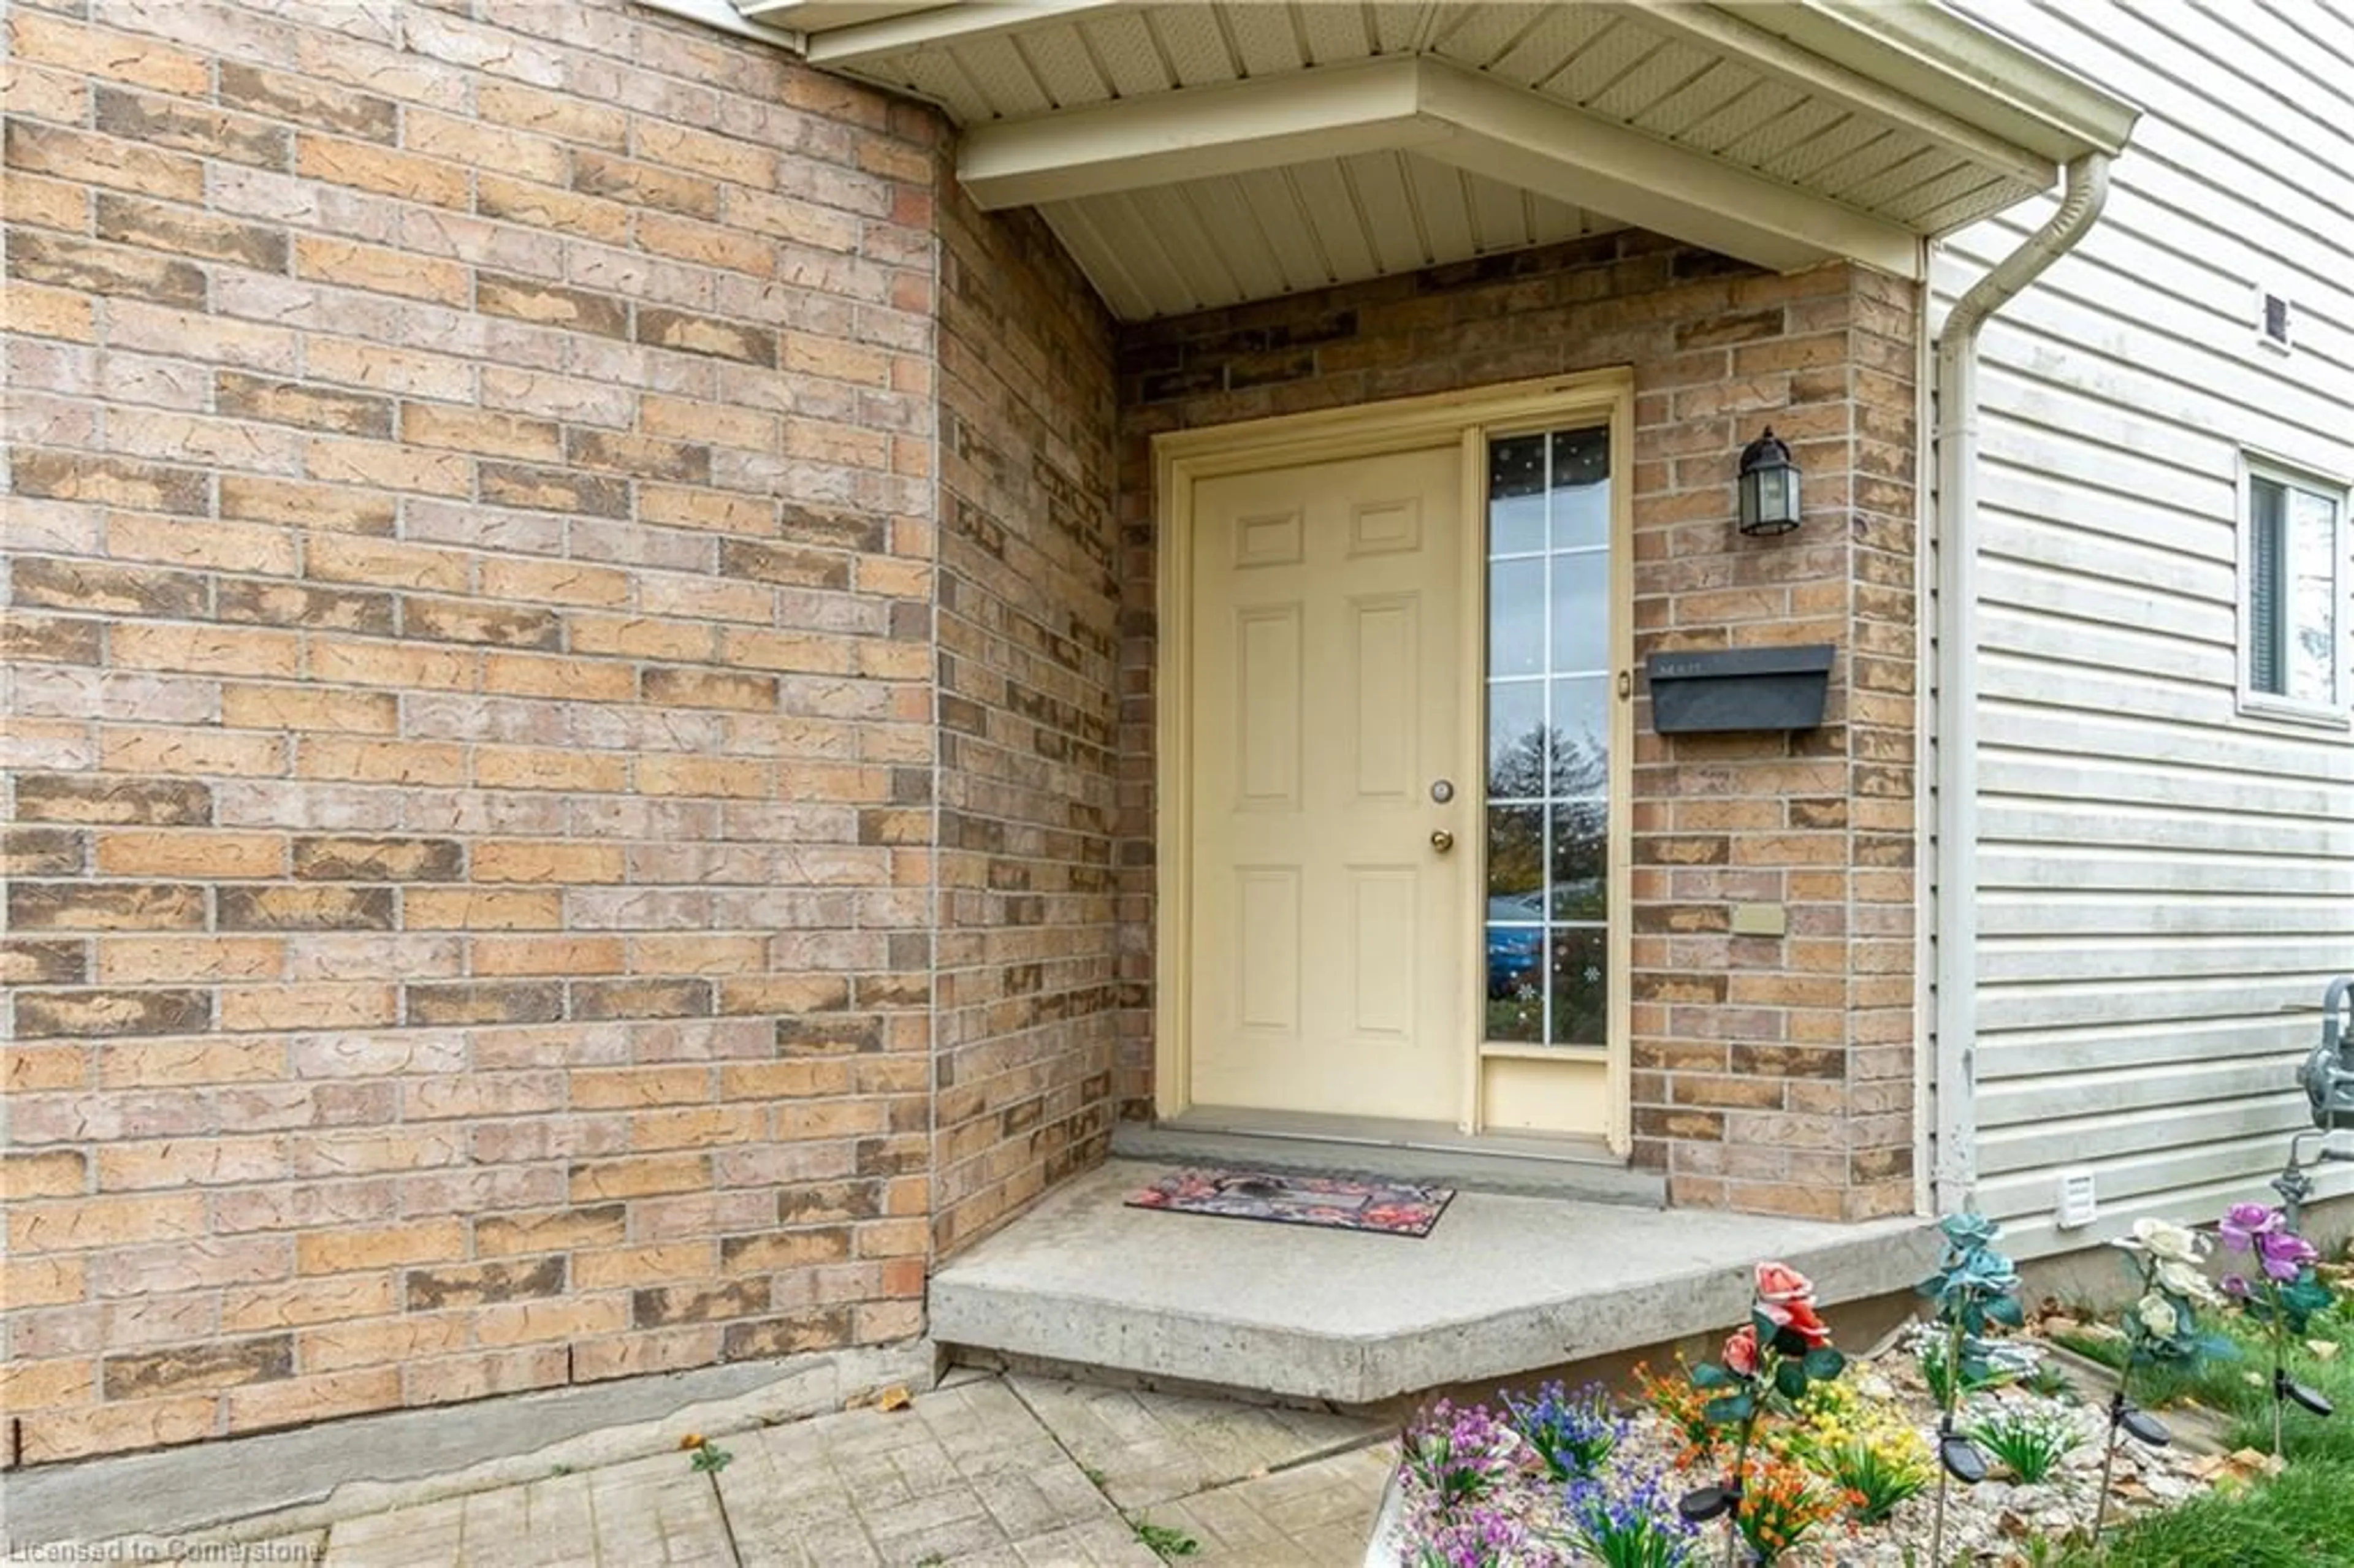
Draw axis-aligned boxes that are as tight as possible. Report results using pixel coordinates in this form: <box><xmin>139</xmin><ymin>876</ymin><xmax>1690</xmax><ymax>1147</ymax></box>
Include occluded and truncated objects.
<box><xmin>1189</xmin><ymin>446</ymin><xmax>1465</xmax><ymax>1121</ymax></box>
<box><xmin>1234</xmin><ymin>605</ymin><xmax>1302</xmax><ymax>808</ymax></box>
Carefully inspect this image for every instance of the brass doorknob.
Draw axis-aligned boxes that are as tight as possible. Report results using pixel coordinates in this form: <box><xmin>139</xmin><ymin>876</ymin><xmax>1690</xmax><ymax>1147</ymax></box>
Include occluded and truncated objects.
<box><xmin>1430</xmin><ymin>829</ymin><xmax>1454</xmax><ymax>853</ymax></box>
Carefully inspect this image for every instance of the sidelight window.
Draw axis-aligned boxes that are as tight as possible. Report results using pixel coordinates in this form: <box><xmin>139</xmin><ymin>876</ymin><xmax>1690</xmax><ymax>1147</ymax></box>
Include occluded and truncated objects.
<box><xmin>1483</xmin><ymin>427</ymin><xmax>1611</xmax><ymax>1048</ymax></box>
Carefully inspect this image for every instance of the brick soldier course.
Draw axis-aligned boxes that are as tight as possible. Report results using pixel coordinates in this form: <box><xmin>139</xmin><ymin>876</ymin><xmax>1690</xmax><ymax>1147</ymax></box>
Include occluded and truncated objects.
<box><xmin>2</xmin><ymin>0</ymin><xmax>1918</xmax><ymax>1465</ymax></box>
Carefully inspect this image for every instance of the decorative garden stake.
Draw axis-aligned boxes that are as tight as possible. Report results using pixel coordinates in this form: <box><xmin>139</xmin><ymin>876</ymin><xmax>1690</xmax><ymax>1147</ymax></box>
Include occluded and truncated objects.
<box><xmin>1913</xmin><ymin>1211</ymin><xmax>2020</xmax><ymax>1568</ymax></box>
<box><xmin>2219</xmin><ymin>1200</ymin><xmax>2336</xmax><ymax>1455</ymax></box>
<box><xmin>1678</xmin><ymin>1262</ymin><xmax>1845</xmax><ymax>1567</ymax></box>
<box><xmin>2092</xmin><ymin>1218</ymin><xmax>2228</xmax><ymax>1540</ymax></box>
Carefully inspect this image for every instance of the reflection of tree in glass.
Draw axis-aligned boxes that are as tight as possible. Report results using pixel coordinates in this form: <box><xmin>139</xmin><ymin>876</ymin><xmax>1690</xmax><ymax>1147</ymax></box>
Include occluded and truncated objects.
<box><xmin>1487</xmin><ymin>725</ymin><xmax>1609</xmax><ymax>907</ymax></box>
<box><xmin>1488</xmin><ymin>805</ymin><xmax>1544</xmax><ymax>900</ymax></box>
<box><xmin>1551</xmin><ymin>725</ymin><xmax>1606</xmax><ymax>799</ymax></box>
<box><xmin>2291</xmin><ymin>569</ymin><xmax>2333</xmax><ymax>699</ymax></box>
<box><xmin>1487</xmin><ymin>723</ymin><xmax>1607</xmax><ymax>802</ymax></box>
<box><xmin>2287</xmin><ymin>491</ymin><xmax>2339</xmax><ymax>703</ymax></box>
<box><xmin>2298</xmin><ymin>625</ymin><xmax>2331</xmax><ymax>677</ymax></box>
<box><xmin>1484</xmin><ymin>714</ymin><xmax>1610</xmax><ymax>1049</ymax></box>
<box><xmin>1552</xmin><ymin>806</ymin><xmax>1606</xmax><ymax>922</ymax></box>
<box><xmin>1488</xmin><ymin>720</ymin><xmax>1546</xmax><ymax>802</ymax></box>
<box><xmin>1551</xmin><ymin>934</ymin><xmax>1607</xmax><ymax>1046</ymax></box>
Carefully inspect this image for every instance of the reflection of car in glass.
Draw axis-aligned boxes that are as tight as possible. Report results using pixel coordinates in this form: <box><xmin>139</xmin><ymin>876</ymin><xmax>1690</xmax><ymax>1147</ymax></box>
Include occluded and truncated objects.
<box><xmin>1491</xmin><ymin>885</ymin><xmax>1604</xmax><ymax>922</ymax></box>
<box><xmin>1485</xmin><ymin>926</ymin><xmax>1541</xmax><ymax>999</ymax></box>
<box><xmin>1553</xmin><ymin>875</ymin><xmax>1604</xmax><ymax>920</ymax></box>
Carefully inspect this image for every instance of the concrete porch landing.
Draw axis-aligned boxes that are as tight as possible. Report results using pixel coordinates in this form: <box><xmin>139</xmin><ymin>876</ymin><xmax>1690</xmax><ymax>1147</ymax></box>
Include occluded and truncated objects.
<box><xmin>932</xmin><ymin>1162</ymin><xmax>1938</xmax><ymax>1406</ymax></box>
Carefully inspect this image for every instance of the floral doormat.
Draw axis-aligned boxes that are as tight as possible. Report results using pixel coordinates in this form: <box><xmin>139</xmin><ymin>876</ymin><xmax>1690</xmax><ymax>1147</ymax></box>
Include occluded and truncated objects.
<box><xmin>1122</xmin><ymin>1169</ymin><xmax>1455</xmax><ymax>1237</ymax></box>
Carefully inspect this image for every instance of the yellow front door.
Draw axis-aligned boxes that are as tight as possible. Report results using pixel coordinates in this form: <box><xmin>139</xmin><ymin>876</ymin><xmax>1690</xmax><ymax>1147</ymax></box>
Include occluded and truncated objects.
<box><xmin>1187</xmin><ymin>446</ymin><xmax>1466</xmax><ymax>1121</ymax></box>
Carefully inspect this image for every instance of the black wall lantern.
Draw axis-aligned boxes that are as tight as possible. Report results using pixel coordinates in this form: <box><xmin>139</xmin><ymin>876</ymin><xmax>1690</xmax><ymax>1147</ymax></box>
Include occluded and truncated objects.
<box><xmin>1737</xmin><ymin>427</ymin><xmax>1801</xmax><ymax>536</ymax></box>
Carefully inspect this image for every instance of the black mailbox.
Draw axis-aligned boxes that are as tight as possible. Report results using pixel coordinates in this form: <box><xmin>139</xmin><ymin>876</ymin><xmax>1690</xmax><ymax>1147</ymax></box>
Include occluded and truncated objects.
<box><xmin>1645</xmin><ymin>644</ymin><xmax>1834</xmax><ymax>735</ymax></box>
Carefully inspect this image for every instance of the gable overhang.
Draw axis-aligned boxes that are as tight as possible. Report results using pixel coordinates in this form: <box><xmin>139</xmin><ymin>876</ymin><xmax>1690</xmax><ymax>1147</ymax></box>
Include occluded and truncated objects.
<box><xmin>724</xmin><ymin>1</ymin><xmax>2139</xmax><ymax>321</ymax></box>
<box><xmin>957</xmin><ymin>53</ymin><xmax>1925</xmax><ymax>278</ymax></box>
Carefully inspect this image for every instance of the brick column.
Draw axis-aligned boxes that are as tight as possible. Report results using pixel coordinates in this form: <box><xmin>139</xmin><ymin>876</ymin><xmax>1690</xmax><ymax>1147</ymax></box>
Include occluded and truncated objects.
<box><xmin>1625</xmin><ymin>264</ymin><xmax>1922</xmax><ymax>1222</ymax></box>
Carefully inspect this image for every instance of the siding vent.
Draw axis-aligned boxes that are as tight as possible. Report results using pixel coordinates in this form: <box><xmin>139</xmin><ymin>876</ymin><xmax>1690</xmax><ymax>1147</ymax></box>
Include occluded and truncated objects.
<box><xmin>2260</xmin><ymin>290</ymin><xmax>2293</xmax><ymax>351</ymax></box>
<box><xmin>2054</xmin><ymin>1166</ymin><xmax>2099</xmax><ymax>1230</ymax></box>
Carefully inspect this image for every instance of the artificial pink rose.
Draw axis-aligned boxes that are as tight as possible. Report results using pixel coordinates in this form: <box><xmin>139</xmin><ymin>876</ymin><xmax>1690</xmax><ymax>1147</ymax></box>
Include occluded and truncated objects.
<box><xmin>1756</xmin><ymin>1296</ymin><xmax>1834</xmax><ymax>1350</ymax></box>
<box><xmin>1723</xmin><ymin>1325</ymin><xmax>1761</xmax><ymax>1377</ymax></box>
<box><xmin>1755</xmin><ymin>1261</ymin><xmax>1817</xmax><ymax>1307</ymax></box>
<box><xmin>1785</xmin><ymin>1298</ymin><xmax>1834</xmax><ymax>1349</ymax></box>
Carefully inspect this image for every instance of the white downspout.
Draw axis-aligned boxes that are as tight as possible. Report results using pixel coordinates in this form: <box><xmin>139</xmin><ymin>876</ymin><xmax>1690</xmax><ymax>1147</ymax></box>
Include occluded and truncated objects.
<box><xmin>1932</xmin><ymin>153</ymin><xmax>2112</xmax><ymax>1212</ymax></box>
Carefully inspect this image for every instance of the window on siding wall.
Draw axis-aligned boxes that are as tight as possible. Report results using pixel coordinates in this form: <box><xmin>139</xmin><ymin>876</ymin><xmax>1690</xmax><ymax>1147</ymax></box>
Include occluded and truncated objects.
<box><xmin>2241</xmin><ymin>458</ymin><xmax>2347</xmax><ymax>719</ymax></box>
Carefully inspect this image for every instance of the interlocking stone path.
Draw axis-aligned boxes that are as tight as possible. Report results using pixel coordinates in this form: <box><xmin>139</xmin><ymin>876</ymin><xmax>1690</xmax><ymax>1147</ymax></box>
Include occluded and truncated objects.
<box><xmin>324</xmin><ymin>1453</ymin><xmax>737</xmax><ymax>1567</ymax></box>
<box><xmin>124</xmin><ymin>1372</ymin><xmax>1394</xmax><ymax>1568</ymax></box>
<box><xmin>1005</xmin><ymin>1376</ymin><xmax>1384</xmax><ymax>1512</ymax></box>
<box><xmin>1143</xmin><ymin>1447</ymin><xmax>1400</xmax><ymax>1568</ymax></box>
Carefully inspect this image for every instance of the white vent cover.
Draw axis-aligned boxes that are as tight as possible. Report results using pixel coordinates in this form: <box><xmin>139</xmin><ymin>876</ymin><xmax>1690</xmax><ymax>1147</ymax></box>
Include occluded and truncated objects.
<box><xmin>2055</xmin><ymin>1167</ymin><xmax>2099</xmax><ymax>1230</ymax></box>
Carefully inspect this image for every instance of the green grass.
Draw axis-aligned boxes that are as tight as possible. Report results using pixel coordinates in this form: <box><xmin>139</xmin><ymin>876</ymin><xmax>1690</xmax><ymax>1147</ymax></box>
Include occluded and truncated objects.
<box><xmin>2051</xmin><ymin>1298</ymin><xmax>2354</xmax><ymax>1461</ymax></box>
<box><xmin>2041</xmin><ymin>1292</ymin><xmax>2354</xmax><ymax>1564</ymax></box>
<box><xmin>1132</xmin><ymin>1519</ymin><xmax>1200</xmax><ymax>1561</ymax></box>
<box><xmin>2058</xmin><ymin>1458</ymin><xmax>2354</xmax><ymax>1567</ymax></box>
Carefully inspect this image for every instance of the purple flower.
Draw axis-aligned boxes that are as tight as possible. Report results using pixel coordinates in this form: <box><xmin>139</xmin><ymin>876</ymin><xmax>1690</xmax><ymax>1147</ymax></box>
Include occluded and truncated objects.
<box><xmin>2258</xmin><ymin>1229</ymin><xmax>2319</xmax><ymax>1283</ymax></box>
<box><xmin>2222</xmin><ymin>1273</ymin><xmax>2252</xmax><ymax>1298</ymax></box>
<box><xmin>1403</xmin><ymin>1400</ymin><xmax>1521</xmax><ymax>1509</ymax></box>
<box><xmin>2221</xmin><ymin>1203</ymin><xmax>2283</xmax><ymax>1253</ymax></box>
<box><xmin>1415</xmin><ymin>1502</ymin><xmax>1528</xmax><ymax>1568</ymax></box>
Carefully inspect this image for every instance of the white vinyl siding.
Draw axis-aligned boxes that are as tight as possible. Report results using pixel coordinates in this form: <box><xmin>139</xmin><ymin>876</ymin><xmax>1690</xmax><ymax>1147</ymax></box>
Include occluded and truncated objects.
<box><xmin>1937</xmin><ymin>0</ymin><xmax>2354</xmax><ymax>1256</ymax></box>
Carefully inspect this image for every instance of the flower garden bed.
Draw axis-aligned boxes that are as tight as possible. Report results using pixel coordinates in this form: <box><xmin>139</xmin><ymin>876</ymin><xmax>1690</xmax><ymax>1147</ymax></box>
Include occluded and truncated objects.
<box><xmin>1371</xmin><ymin>1203</ymin><xmax>2349</xmax><ymax>1567</ymax></box>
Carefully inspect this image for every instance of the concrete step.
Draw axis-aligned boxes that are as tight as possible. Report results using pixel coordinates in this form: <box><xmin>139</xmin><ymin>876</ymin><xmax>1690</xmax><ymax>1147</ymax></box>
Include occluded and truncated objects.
<box><xmin>931</xmin><ymin>1160</ymin><xmax>1938</xmax><ymax>1408</ymax></box>
<box><xmin>1110</xmin><ymin>1113</ymin><xmax>1666</xmax><ymax>1207</ymax></box>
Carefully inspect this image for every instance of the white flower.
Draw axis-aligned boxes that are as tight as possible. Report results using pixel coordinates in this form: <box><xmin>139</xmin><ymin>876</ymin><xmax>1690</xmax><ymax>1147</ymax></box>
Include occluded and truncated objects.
<box><xmin>2155</xmin><ymin>1257</ymin><xmax>2220</xmax><ymax>1304</ymax></box>
<box><xmin>2136</xmin><ymin>1292</ymin><xmax>2179</xmax><ymax>1339</ymax></box>
<box><xmin>2128</xmin><ymin>1217</ymin><xmax>2206</xmax><ymax>1263</ymax></box>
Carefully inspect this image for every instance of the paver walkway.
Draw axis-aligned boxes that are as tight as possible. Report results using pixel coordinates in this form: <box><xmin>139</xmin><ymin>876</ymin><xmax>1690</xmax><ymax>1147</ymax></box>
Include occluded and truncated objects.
<box><xmin>115</xmin><ymin>1371</ymin><xmax>1395</xmax><ymax>1568</ymax></box>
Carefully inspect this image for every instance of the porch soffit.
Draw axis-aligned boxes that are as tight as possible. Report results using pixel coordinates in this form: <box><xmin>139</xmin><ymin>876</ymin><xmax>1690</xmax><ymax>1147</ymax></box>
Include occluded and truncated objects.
<box><xmin>736</xmin><ymin>1</ymin><xmax>2140</xmax><ymax>321</ymax></box>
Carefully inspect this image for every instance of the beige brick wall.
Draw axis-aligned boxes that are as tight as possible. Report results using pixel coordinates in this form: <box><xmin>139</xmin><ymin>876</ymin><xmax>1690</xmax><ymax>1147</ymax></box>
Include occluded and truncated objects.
<box><xmin>930</xmin><ymin>189</ymin><xmax>1122</xmax><ymax>1255</ymax></box>
<box><xmin>1114</xmin><ymin>236</ymin><xmax>1922</xmax><ymax>1223</ymax></box>
<box><xmin>0</xmin><ymin>0</ymin><xmax>1023</xmax><ymax>1463</ymax></box>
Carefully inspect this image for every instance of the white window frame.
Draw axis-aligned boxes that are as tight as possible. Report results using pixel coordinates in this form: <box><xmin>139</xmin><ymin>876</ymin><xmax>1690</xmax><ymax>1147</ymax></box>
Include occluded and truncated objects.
<box><xmin>2236</xmin><ymin>451</ymin><xmax>2352</xmax><ymax>728</ymax></box>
